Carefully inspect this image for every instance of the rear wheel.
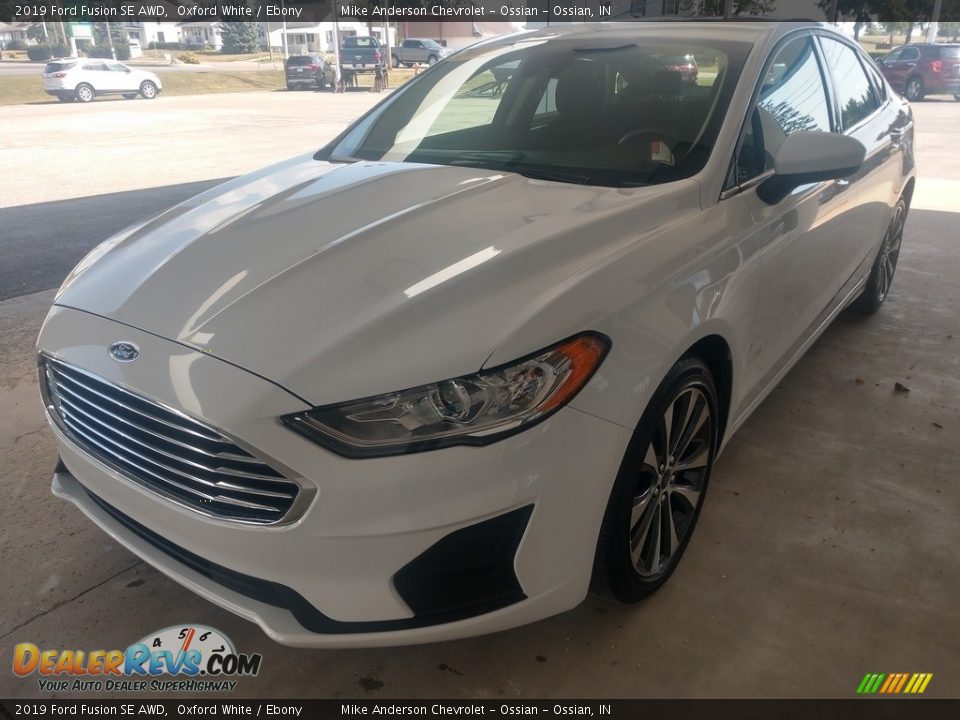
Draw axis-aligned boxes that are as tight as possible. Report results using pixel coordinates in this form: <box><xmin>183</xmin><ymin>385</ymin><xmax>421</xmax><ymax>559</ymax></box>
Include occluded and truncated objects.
<box><xmin>139</xmin><ymin>81</ymin><xmax>158</xmax><ymax>100</ymax></box>
<box><xmin>75</xmin><ymin>83</ymin><xmax>94</xmax><ymax>103</ymax></box>
<box><xmin>593</xmin><ymin>356</ymin><xmax>718</xmax><ymax>602</ymax></box>
<box><xmin>852</xmin><ymin>197</ymin><xmax>907</xmax><ymax>314</ymax></box>
<box><xmin>391</xmin><ymin>54</ymin><xmax>400</xmax><ymax>68</ymax></box>
<box><xmin>904</xmin><ymin>75</ymin><xmax>925</xmax><ymax>101</ymax></box>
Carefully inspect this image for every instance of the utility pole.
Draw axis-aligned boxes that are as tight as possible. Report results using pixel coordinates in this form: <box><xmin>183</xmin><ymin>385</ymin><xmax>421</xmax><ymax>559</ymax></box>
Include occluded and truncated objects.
<box><xmin>106</xmin><ymin>23</ymin><xmax>116</xmax><ymax>60</ymax></box>
<box><xmin>723</xmin><ymin>0</ymin><xmax>733</xmax><ymax>19</ymax></box>
<box><xmin>829</xmin><ymin>0</ymin><xmax>838</xmax><ymax>23</ymax></box>
<box><xmin>927</xmin><ymin>0</ymin><xmax>943</xmax><ymax>43</ymax></box>
<box><xmin>384</xmin><ymin>0</ymin><xmax>391</xmax><ymax>72</ymax></box>
<box><xmin>280</xmin><ymin>0</ymin><xmax>289</xmax><ymax>59</ymax></box>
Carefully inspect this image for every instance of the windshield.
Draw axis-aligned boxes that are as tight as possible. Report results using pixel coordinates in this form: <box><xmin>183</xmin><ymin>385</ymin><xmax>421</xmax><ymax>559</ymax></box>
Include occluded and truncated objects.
<box><xmin>324</xmin><ymin>36</ymin><xmax>747</xmax><ymax>187</ymax></box>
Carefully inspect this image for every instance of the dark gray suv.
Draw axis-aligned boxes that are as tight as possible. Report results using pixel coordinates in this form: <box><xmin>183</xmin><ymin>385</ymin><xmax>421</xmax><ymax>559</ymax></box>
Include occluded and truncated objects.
<box><xmin>285</xmin><ymin>55</ymin><xmax>335</xmax><ymax>91</ymax></box>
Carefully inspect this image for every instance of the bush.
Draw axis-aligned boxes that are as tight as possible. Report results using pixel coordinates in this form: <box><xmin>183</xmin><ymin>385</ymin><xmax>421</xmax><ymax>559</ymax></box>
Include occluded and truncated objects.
<box><xmin>27</xmin><ymin>45</ymin><xmax>52</xmax><ymax>61</ymax></box>
<box><xmin>177</xmin><ymin>52</ymin><xmax>201</xmax><ymax>65</ymax></box>
<box><xmin>149</xmin><ymin>41</ymin><xmax>183</xmax><ymax>51</ymax></box>
<box><xmin>27</xmin><ymin>43</ymin><xmax>70</xmax><ymax>61</ymax></box>
<box><xmin>5</xmin><ymin>39</ymin><xmax>27</xmax><ymax>51</ymax></box>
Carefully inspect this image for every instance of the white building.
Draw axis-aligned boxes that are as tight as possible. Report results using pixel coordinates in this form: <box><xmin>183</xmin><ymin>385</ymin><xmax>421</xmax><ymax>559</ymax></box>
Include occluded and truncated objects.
<box><xmin>180</xmin><ymin>21</ymin><xmax>224</xmax><ymax>50</ymax></box>
<box><xmin>265</xmin><ymin>22</ymin><xmax>396</xmax><ymax>56</ymax></box>
<box><xmin>123</xmin><ymin>21</ymin><xmax>182</xmax><ymax>48</ymax></box>
<box><xmin>0</xmin><ymin>22</ymin><xmax>30</xmax><ymax>46</ymax></box>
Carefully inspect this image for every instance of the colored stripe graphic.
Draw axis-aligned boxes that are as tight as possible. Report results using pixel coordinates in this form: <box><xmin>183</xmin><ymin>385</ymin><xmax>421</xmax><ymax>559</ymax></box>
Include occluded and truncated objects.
<box><xmin>856</xmin><ymin>672</ymin><xmax>933</xmax><ymax>694</ymax></box>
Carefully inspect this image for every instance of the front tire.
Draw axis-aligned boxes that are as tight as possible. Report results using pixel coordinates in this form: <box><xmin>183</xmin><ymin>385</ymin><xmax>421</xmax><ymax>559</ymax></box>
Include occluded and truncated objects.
<box><xmin>75</xmin><ymin>83</ymin><xmax>94</xmax><ymax>103</ymax></box>
<box><xmin>427</xmin><ymin>54</ymin><xmax>438</xmax><ymax>65</ymax></box>
<box><xmin>852</xmin><ymin>197</ymin><xmax>907</xmax><ymax>314</ymax></box>
<box><xmin>905</xmin><ymin>76</ymin><xmax>925</xmax><ymax>101</ymax></box>
<box><xmin>139</xmin><ymin>81</ymin><xmax>158</xmax><ymax>100</ymax></box>
<box><xmin>593</xmin><ymin>356</ymin><xmax>718</xmax><ymax>602</ymax></box>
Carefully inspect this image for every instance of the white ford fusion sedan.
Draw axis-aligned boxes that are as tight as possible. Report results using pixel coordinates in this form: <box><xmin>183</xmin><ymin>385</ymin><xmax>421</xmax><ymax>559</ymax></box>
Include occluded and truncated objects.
<box><xmin>38</xmin><ymin>22</ymin><xmax>915</xmax><ymax>647</ymax></box>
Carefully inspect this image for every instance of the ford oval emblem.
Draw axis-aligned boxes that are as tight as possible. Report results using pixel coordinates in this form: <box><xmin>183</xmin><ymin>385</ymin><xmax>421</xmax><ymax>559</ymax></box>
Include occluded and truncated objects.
<box><xmin>109</xmin><ymin>342</ymin><xmax>140</xmax><ymax>363</ymax></box>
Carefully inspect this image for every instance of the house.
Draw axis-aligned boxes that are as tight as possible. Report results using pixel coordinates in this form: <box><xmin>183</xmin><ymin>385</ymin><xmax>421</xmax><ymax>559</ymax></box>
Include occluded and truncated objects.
<box><xmin>179</xmin><ymin>21</ymin><xmax>224</xmax><ymax>50</ymax></box>
<box><xmin>123</xmin><ymin>21</ymin><xmax>182</xmax><ymax>48</ymax></box>
<box><xmin>265</xmin><ymin>22</ymin><xmax>396</xmax><ymax>55</ymax></box>
<box><xmin>396</xmin><ymin>21</ymin><xmax>524</xmax><ymax>51</ymax></box>
<box><xmin>0</xmin><ymin>22</ymin><xmax>30</xmax><ymax>46</ymax></box>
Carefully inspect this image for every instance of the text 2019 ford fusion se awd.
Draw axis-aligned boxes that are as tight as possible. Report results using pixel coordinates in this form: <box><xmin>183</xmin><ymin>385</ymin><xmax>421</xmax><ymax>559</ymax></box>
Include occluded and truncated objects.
<box><xmin>38</xmin><ymin>23</ymin><xmax>915</xmax><ymax>647</ymax></box>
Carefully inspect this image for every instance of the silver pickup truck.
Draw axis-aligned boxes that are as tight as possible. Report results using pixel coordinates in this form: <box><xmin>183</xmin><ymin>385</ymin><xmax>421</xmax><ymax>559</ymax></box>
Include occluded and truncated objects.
<box><xmin>390</xmin><ymin>38</ymin><xmax>452</xmax><ymax>67</ymax></box>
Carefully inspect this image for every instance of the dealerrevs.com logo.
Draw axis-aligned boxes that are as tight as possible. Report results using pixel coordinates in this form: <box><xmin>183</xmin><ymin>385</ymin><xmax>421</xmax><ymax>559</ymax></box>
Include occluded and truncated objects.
<box><xmin>13</xmin><ymin>625</ymin><xmax>262</xmax><ymax>693</ymax></box>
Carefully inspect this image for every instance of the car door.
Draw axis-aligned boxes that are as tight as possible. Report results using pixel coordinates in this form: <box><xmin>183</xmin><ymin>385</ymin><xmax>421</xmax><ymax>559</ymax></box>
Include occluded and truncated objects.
<box><xmin>80</xmin><ymin>62</ymin><xmax>109</xmax><ymax>91</ymax></box>
<box><xmin>107</xmin><ymin>62</ymin><xmax>138</xmax><ymax>92</ymax></box>
<box><xmin>727</xmin><ymin>33</ymin><xmax>852</xmax><ymax>405</ymax></box>
<box><xmin>884</xmin><ymin>46</ymin><xmax>920</xmax><ymax>92</ymax></box>
<box><xmin>817</xmin><ymin>36</ymin><xmax>904</xmax><ymax>291</ymax></box>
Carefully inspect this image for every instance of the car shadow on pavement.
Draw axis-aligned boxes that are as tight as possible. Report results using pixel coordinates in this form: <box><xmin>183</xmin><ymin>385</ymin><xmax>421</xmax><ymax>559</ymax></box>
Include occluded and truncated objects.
<box><xmin>0</xmin><ymin>178</ymin><xmax>230</xmax><ymax>301</ymax></box>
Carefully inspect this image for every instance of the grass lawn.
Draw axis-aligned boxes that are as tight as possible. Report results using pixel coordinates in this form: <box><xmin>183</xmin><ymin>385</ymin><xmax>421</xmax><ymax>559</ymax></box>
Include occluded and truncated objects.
<box><xmin>0</xmin><ymin>67</ymin><xmax>418</xmax><ymax>106</ymax></box>
<box><xmin>0</xmin><ymin>70</ymin><xmax>287</xmax><ymax>106</ymax></box>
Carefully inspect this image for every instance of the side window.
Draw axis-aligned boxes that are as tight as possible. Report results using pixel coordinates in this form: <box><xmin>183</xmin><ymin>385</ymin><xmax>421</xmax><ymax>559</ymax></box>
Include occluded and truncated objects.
<box><xmin>884</xmin><ymin>49</ymin><xmax>902</xmax><ymax>63</ymax></box>
<box><xmin>820</xmin><ymin>38</ymin><xmax>881</xmax><ymax>129</ymax></box>
<box><xmin>901</xmin><ymin>47</ymin><xmax>921</xmax><ymax>62</ymax></box>
<box><xmin>534</xmin><ymin>78</ymin><xmax>559</xmax><ymax>117</ymax></box>
<box><xmin>734</xmin><ymin>36</ymin><xmax>831</xmax><ymax>186</ymax></box>
<box><xmin>862</xmin><ymin>58</ymin><xmax>887</xmax><ymax>103</ymax></box>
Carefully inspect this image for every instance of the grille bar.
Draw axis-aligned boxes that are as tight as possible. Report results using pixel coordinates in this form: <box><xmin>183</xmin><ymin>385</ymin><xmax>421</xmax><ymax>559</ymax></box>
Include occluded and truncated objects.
<box><xmin>43</xmin><ymin>355</ymin><xmax>300</xmax><ymax>523</ymax></box>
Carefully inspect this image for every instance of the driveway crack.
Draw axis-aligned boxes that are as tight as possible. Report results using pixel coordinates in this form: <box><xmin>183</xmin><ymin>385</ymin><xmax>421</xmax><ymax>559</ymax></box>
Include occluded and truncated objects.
<box><xmin>0</xmin><ymin>560</ymin><xmax>143</xmax><ymax>641</ymax></box>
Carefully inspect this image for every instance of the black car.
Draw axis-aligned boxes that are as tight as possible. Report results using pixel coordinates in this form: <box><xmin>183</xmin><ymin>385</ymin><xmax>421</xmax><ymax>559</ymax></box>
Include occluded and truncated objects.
<box><xmin>285</xmin><ymin>55</ymin><xmax>335</xmax><ymax>91</ymax></box>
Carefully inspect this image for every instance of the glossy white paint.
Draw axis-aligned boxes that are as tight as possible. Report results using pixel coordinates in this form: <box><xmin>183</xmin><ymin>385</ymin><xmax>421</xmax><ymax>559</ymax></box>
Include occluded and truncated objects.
<box><xmin>39</xmin><ymin>22</ymin><xmax>916</xmax><ymax>646</ymax></box>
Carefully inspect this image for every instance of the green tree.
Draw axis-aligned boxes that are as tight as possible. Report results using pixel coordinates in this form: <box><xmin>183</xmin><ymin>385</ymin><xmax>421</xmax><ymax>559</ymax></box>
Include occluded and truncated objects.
<box><xmin>680</xmin><ymin>0</ymin><xmax>776</xmax><ymax>15</ymax></box>
<box><xmin>220</xmin><ymin>23</ymin><xmax>260</xmax><ymax>54</ymax></box>
<box><xmin>817</xmin><ymin>0</ymin><xmax>872</xmax><ymax>30</ymax></box>
<box><xmin>90</xmin><ymin>22</ymin><xmax>131</xmax><ymax>61</ymax></box>
<box><xmin>26</xmin><ymin>22</ymin><xmax>48</xmax><ymax>42</ymax></box>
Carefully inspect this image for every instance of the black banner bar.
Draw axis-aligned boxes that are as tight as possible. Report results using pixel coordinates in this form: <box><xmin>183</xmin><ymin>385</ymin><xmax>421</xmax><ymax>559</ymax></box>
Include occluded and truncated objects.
<box><xmin>1</xmin><ymin>1</ymin><xmax>959</xmax><ymax>24</ymax></box>
<box><xmin>3</xmin><ymin>699</ymin><xmax>960</xmax><ymax>720</ymax></box>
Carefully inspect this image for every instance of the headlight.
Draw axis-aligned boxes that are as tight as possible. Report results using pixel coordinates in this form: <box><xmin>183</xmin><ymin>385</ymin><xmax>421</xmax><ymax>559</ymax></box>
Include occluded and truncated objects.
<box><xmin>281</xmin><ymin>333</ymin><xmax>609</xmax><ymax>458</ymax></box>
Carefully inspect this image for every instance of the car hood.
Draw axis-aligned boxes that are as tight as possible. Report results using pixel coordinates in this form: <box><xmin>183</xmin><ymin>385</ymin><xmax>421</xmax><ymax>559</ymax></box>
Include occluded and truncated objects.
<box><xmin>55</xmin><ymin>154</ymin><xmax>698</xmax><ymax>405</ymax></box>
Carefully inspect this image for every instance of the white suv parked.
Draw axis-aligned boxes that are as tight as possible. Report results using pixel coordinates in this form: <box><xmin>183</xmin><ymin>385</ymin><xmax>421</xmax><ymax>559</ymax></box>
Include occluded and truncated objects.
<box><xmin>42</xmin><ymin>59</ymin><xmax>162</xmax><ymax>103</ymax></box>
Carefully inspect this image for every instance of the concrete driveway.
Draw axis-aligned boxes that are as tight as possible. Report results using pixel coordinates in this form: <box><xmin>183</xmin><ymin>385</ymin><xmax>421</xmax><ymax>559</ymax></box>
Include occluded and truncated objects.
<box><xmin>0</xmin><ymin>92</ymin><xmax>957</xmax><ymax>699</ymax></box>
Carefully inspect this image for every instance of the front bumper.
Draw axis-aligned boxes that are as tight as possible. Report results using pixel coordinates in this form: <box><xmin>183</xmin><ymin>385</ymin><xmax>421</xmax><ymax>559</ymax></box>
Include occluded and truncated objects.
<box><xmin>40</xmin><ymin>306</ymin><xmax>631</xmax><ymax>647</ymax></box>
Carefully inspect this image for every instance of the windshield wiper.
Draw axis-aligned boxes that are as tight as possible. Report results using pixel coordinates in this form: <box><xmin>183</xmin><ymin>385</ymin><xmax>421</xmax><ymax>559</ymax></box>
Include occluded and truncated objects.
<box><xmin>447</xmin><ymin>154</ymin><xmax>594</xmax><ymax>185</ymax></box>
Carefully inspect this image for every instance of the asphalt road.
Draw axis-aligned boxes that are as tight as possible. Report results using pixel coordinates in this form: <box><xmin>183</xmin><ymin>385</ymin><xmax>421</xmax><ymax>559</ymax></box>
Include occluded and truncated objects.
<box><xmin>1</xmin><ymin>91</ymin><xmax>958</xmax><ymax>699</ymax></box>
<box><xmin>0</xmin><ymin>89</ymin><xmax>387</xmax><ymax>300</ymax></box>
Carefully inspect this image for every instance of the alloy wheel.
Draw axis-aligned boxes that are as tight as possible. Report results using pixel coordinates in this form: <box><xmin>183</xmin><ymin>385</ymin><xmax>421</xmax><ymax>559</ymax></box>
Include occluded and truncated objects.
<box><xmin>629</xmin><ymin>385</ymin><xmax>714</xmax><ymax>578</ymax></box>
<box><xmin>141</xmin><ymin>82</ymin><xmax>157</xmax><ymax>99</ymax></box>
<box><xmin>877</xmin><ymin>202</ymin><xmax>905</xmax><ymax>302</ymax></box>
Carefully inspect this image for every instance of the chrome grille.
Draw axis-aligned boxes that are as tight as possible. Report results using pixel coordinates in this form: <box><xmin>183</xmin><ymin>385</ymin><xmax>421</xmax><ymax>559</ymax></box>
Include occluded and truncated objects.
<box><xmin>41</xmin><ymin>355</ymin><xmax>300</xmax><ymax>524</ymax></box>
